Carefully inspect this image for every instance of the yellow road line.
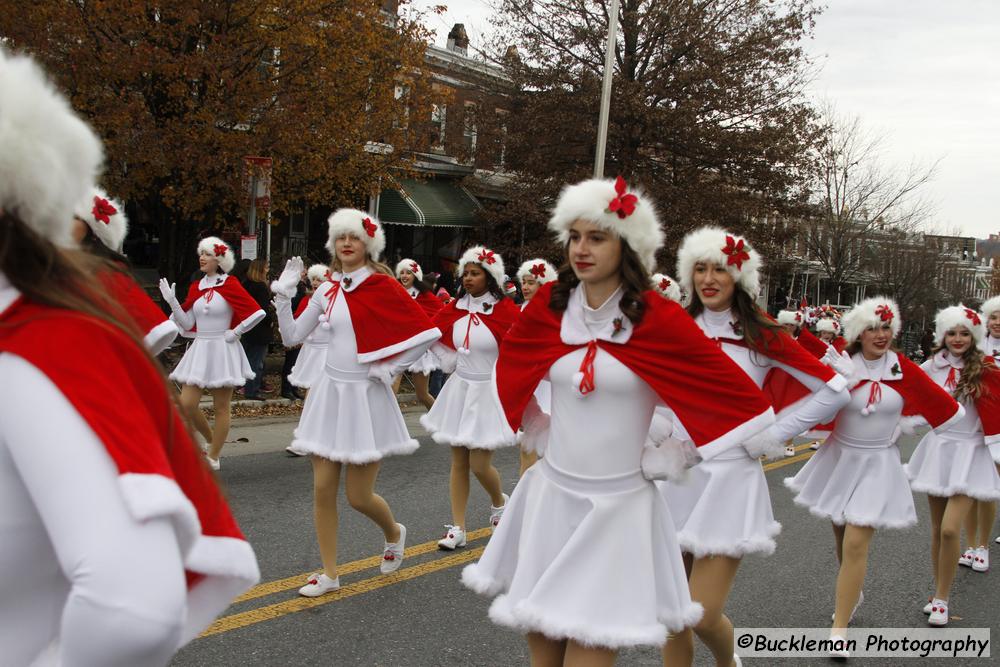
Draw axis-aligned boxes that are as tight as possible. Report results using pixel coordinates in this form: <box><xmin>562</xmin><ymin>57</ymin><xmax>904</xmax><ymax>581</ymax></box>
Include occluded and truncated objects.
<box><xmin>202</xmin><ymin>547</ymin><xmax>485</xmax><ymax>637</ymax></box>
<box><xmin>764</xmin><ymin>449</ymin><xmax>815</xmax><ymax>471</ymax></box>
<box><xmin>235</xmin><ymin>527</ymin><xmax>492</xmax><ymax>603</ymax></box>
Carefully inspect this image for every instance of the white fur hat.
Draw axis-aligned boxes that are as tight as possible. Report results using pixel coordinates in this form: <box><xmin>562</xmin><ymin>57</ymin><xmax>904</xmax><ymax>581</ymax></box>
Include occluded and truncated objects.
<box><xmin>651</xmin><ymin>273</ymin><xmax>682</xmax><ymax>302</ymax></box>
<box><xmin>517</xmin><ymin>259</ymin><xmax>557</xmax><ymax>285</ymax></box>
<box><xmin>816</xmin><ymin>318</ymin><xmax>841</xmax><ymax>335</ymax></box>
<box><xmin>980</xmin><ymin>295</ymin><xmax>1000</xmax><ymax>319</ymax></box>
<box><xmin>935</xmin><ymin>304</ymin><xmax>984</xmax><ymax>346</ymax></box>
<box><xmin>197</xmin><ymin>236</ymin><xmax>235</xmax><ymax>273</ymax></box>
<box><xmin>777</xmin><ymin>309</ymin><xmax>803</xmax><ymax>326</ymax></box>
<box><xmin>457</xmin><ymin>245</ymin><xmax>505</xmax><ymax>290</ymax></box>
<box><xmin>396</xmin><ymin>258</ymin><xmax>423</xmax><ymax>283</ymax></box>
<box><xmin>75</xmin><ymin>187</ymin><xmax>127</xmax><ymax>252</ymax></box>
<box><xmin>842</xmin><ymin>296</ymin><xmax>901</xmax><ymax>344</ymax></box>
<box><xmin>325</xmin><ymin>208</ymin><xmax>385</xmax><ymax>261</ymax></box>
<box><xmin>307</xmin><ymin>264</ymin><xmax>329</xmax><ymax>283</ymax></box>
<box><xmin>676</xmin><ymin>226</ymin><xmax>762</xmax><ymax>300</ymax></box>
<box><xmin>548</xmin><ymin>176</ymin><xmax>663</xmax><ymax>272</ymax></box>
<box><xmin>0</xmin><ymin>49</ymin><xmax>103</xmax><ymax>248</ymax></box>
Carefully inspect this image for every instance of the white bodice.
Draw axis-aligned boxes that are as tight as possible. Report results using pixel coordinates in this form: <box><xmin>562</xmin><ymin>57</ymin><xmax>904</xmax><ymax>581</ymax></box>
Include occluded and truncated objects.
<box><xmin>981</xmin><ymin>334</ymin><xmax>1000</xmax><ymax>357</ymax></box>
<box><xmin>923</xmin><ymin>352</ymin><xmax>982</xmax><ymax>438</ymax></box>
<box><xmin>697</xmin><ymin>307</ymin><xmax>774</xmax><ymax>388</ymax></box>
<box><xmin>451</xmin><ymin>292</ymin><xmax>500</xmax><ymax>378</ymax></box>
<box><xmin>832</xmin><ymin>354</ymin><xmax>905</xmax><ymax>445</ymax></box>
<box><xmin>311</xmin><ymin>285</ymin><xmax>364</xmax><ymax>374</ymax></box>
<box><xmin>189</xmin><ymin>275</ymin><xmax>235</xmax><ymax>335</ymax></box>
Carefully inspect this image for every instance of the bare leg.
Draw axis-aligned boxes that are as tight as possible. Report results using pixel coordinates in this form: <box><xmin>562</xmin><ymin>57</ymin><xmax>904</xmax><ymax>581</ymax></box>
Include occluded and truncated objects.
<box><xmin>928</xmin><ymin>495</ymin><xmax>947</xmax><ymax>579</ymax></box>
<box><xmin>831</xmin><ymin>524</ymin><xmax>874</xmax><ymax>632</ymax></box>
<box><xmin>527</xmin><ymin>633</ymin><xmax>566</xmax><ymax>667</ymax></box>
<box><xmin>412</xmin><ymin>372</ymin><xmax>435</xmax><ymax>411</ymax></box>
<box><xmin>392</xmin><ymin>374</ymin><xmax>403</xmax><ymax>394</ymax></box>
<box><xmin>935</xmin><ymin>495</ymin><xmax>975</xmax><ymax>600</ymax></box>
<box><xmin>832</xmin><ymin>522</ymin><xmax>846</xmax><ymax>565</ymax></box>
<box><xmin>688</xmin><ymin>556</ymin><xmax>741</xmax><ymax>667</ymax></box>
<box><xmin>344</xmin><ymin>461</ymin><xmax>400</xmax><ymax>541</ymax></box>
<box><xmin>470</xmin><ymin>449</ymin><xmax>505</xmax><ymax>507</ymax></box>
<box><xmin>980</xmin><ymin>499</ymin><xmax>998</xmax><ymax>545</ymax></box>
<box><xmin>312</xmin><ymin>457</ymin><xmax>342</xmax><ymax>578</ymax></box>
<box><xmin>207</xmin><ymin>386</ymin><xmax>233</xmax><ymax>460</ymax></box>
<box><xmin>563</xmin><ymin>640</ymin><xmax>617</xmax><ymax>667</ymax></box>
<box><xmin>450</xmin><ymin>446</ymin><xmax>471</xmax><ymax>528</ymax></box>
<box><xmin>178</xmin><ymin>384</ymin><xmax>212</xmax><ymax>442</ymax></box>
<box><xmin>520</xmin><ymin>449</ymin><xmax>539</xmax><ymax>476</ymax></box>
<box><xmin>190</xmin><ymin>405</ymin><xmax>213</xmax><ymax>443</ymax></box>
<box><xmin>965</xmin><ymin>500</ymin><xmax>980</xmax><ymax>548</ymax></box>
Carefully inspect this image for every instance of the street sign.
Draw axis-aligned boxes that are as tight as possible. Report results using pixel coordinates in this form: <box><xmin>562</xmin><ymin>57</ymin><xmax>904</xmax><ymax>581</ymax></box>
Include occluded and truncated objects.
<box><xmin>241</xmin><ymin>235</ymin><xmax>257</xmax><ymax>260</ymax></box>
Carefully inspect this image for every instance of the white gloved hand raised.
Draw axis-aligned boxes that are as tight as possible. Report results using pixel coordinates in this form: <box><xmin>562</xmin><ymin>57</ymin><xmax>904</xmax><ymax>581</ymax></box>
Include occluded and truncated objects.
<box><xmin>158</xmin><ymin>278</ymin><xmax>179</xmax><ymax>307</ymax></box>
<box><xmin>822</xmin><ymin>347</ymin><xmax>857</xmax><ymax>385</ymax></box>
<box><xmin>271</xmin><ymin>257</ymin><xmax>305</xmax><ymax>298</ymax></box>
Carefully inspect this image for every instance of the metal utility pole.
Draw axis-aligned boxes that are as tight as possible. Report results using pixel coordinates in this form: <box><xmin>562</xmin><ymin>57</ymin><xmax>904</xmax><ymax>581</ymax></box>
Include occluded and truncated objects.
<box><xmin>593</xmin><ymin>0</ymin><xmax>621</xmax><ymax>179</ymax></box>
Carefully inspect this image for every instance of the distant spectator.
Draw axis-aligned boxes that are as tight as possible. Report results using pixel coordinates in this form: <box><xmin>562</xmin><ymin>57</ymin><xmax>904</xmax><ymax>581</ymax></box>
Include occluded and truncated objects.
<box><xmin>239</xmin><ymin>259</ymin><xmax>273</xmax><ymax>400</ymax></box>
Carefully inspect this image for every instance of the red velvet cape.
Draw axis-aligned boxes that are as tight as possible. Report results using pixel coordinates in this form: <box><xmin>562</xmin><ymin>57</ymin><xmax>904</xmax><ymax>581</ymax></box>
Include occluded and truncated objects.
<box><xmin>869</xmin><ymin>354</ymin><xmax>961</xmax><ymax>427</ymax></box>
<box><xmin>414</xmin><ymin>288</ymin><xmax>444</xmax><ymax>319</ymax></box>
<box><xmin>99</xmin><ymin>268</ymin><xmax>169</xmax><ymax>337</ymax></box>
<box><xmin>495</xmin><ymin>283</ymin><xmax>773</xmax><ymax>453</ymax></box>
<box><xmin>432</xmin><ymin>296</ymin><xmax>520</xmax><ymax>350</ymax></box>
<box><xmin>976</xmin><ymin>359</ymin><xmax>1000</xmax><ymax>440</ymax></box>
<box><xmin>0</xmin><ymin>298</ymin><xmax>252</xmax><ymax>588</ymax></box>
<box><xmin>763</xmin><ymin>327</ymin><xmax>843</xmax><ymax>415</ymax></box>
<box><xmin>180</xmin><ymin>275</ymin><xmax>263</xmax><ymax>329</ymax></box>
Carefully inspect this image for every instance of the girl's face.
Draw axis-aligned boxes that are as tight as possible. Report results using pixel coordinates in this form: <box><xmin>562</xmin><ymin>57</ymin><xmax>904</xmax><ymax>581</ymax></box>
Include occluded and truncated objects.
<box><xmin>310</xmin><ymin>276</ymin><xmax>324</xmax><ymax>290</ymax></box>
<box><xmin>818</xmin><ymin>330</ymin><xmax>836</xmax><ymax>343</ymax></box>
<box><xmin>988</xmin><ymin>311</ymin><xmax>1000</xmax><ymax>338</ymax></box>
<box><xmin>520</xmin><ymin>276</ymin><xmax>539</xmax><ymax>301</ymax></box>
<box><xmin>692</xmin><ymin>261</ymin><xmax>735</xmax><ymax>312</ymax></box>
<box><xmin>462</xmin><ymin>264</ymin><xmax>489</xmax><ymax>297</ymax></box>
<box><xmin>199</xmin><ymin>251</ymin><xmax>220</xmax><ymax>274</ymax></box>
<box><xmin>399</xmin><ymin>269</ymin><xmax>415</xmax><ymax>289</ymax></box>
<box><xmin>567</xmin><ymin>219</ymin><xmax>622</xmax><ymax>285</ymax></box>
<box><xmin>944</xmin><ymin>326</ymin><xmax>972</xmax><ymax>356</ymax></box>
<box><xmin>71</xmin><ymin>217</ymin><xmax>89</xmax><ymax>244</ymax></box>
<box><xmin>335</xmin><ymin>234</ymin><xmax>366</xmax><ymax>270</ymax></box>
<box><xmin>860</xmin><ymin>323</ymin><xmax>893</xmax><ymax>359</ymax></box>
<box><xmin>780</xmin><ymin>323</ymin><xmax>798</xmax><ymax>335</ymax></box>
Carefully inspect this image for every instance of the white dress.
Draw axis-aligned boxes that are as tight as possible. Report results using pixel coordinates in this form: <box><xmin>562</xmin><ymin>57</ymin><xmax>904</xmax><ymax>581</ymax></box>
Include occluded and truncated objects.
<box><xmin>169</xmin><ymin>275</ymin><xmax>263</xmax><ymax>388</ymax></box>
<box><xmin>462</xmin><ymin>286</ymin><xmax>702</xmax><ymax>648</ymax></box>
<box><xmin>785</xmin><ymin>351</ymin><xmax>940</xmax><ymax>528</ymax></box>
<box><xmin>275</xmin><ymin>267</ymin><xmax>436</xmax><ymax>463</ymax></box>
<box><xmin>905</xmin><ymin>351</ymin><xmax>1000</xmax><ymax>500</ymax></box>
<box><xmin>404</xmin><ymin>286</ymin><xmax>441</xmax><ymax>376</ymax></box>
<box><xmin>660</xmin><ymin>308</ymin><xmax>848</xmax><ymax>557</ymax></box>
<box><xmin>420</xmin><ymin>292</ymin><xmax>516</xmax><ymax>450</ymax></box>
<box><xmin>287</xmin><ymin>295</ymin><xmax>329</xmax><ymax>389</ymax></box>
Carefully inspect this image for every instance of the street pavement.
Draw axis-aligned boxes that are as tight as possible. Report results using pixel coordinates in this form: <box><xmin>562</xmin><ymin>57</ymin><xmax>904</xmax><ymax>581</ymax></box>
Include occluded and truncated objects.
<box><xmin>173</xmin><ymin>412</ymin><xmax>1000</xmax><ymax>666</ymax></box>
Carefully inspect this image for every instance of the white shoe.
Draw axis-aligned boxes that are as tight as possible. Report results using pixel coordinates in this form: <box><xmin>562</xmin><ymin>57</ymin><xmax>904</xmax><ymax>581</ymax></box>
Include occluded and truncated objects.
<box><xmin>784</xmin><ymin>445</ymin><xmax>796</xmax><ymax>457</ymax></box>
<box><xmin>298</xmin><ymin>573</ymin><xmax>340</xmax><ymax>597</ymax></box>
<box><xmin>995</xmin><ymin>535</ymin><xmax>999</xmax><ymax>544</ymax></box>
<box><xmin>284</xmin><ymin>446</ymin><xmax>303</xmax><ymax>457</ymax></box>
<box><xmin>927</xmin><ymin>599</ymin><xmax>948</xmax><ymax>626</ymax></box>
<box><xmin>381</xmin><ymin>523</ymin><xmax>406</xmax><ymax>574</ymax></box>
<box><xmin>206</xmin><ymin>455</ymin><xmax>221</xmax><ymax>471</ymax></box>
<box><xmin>490</xmin><ymin>493</ymin><xmax>510</xmax><ymax>528</ymax></box>
<box><xmin>732</xmin><ymin>654</ymin><xmax>742</xmax><ymax>667</ymax></box>
<box><xmin>437</xmin><ymin>525</ymin><xmax>467</xmax><ymax>550</ymax></box>
<box><xmin>959</xmin><ymin>548</ymin><xmax>975</xmax><ymax>567</ymax></box>
<box><xmin>809</xmin><ymin>441</ymin><xmax>821</xmax><ymax>450</ymax></box>
<box><xmin>828</xmin><ymin>634</ymin><xmax>850</xmax><ymax>659</ymax></box>
<box><xmin>972</xmin><ymin>546</ymin><xmax>989</xmax><ymax>572</ymax></box>
<box><xmin>831</xmin><ymin>590</ymin><xmax>863</xmax><ymax>623</ymax></box>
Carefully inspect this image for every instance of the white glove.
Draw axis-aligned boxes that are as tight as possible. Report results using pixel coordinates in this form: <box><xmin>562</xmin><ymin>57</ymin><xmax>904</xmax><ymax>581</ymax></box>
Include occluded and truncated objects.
<box><xmin>640</xmin><ymin>436</ymin><xmax>701</xmax><ymax>482</ymax></box>
<box><xmin>224</xmin><ymin>330</ymin><xmax>239</xmax><ymax>343</ymax></box>
<box><xmin>158</xmin><ymin>278</ymin><xmax>179</xmax><ymax>307</ymax></box>
<box><xmin>822</xmin><ymin>347</ymin><xmax>856</xmax><ymax>385</ymax></box>
<box><xmin>742</xmin><ymin>426</ymin><xmax>787</xmax><ymax>460</ymax></box>
<box><xmin>271</xmin><ymin>257</ymin><xmax>305</xmax><ymax>298</ymax></box>
<box><xmin>367</xmin><ymin>362</ymin><xmax>395</xmax><ymax>386</ymax></box>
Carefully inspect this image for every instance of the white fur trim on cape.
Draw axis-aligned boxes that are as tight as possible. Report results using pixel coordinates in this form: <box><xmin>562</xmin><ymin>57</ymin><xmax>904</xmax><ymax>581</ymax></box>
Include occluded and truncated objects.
<box><xmin>931</xmin><ymin>404</ymin><xmax>966</xmax><ymax>434</ymax></box>
<box><xmin>676</xmin><ymin>226</ymin><xmax>762</xmax><ymax>300</ymax></box>
<box><xmin>842</xmin><ymin>296</ymin><xmax>901</xmax><ymax>344</ymax></box>
<box><xmin>0</xmin><ymin>50</ymin><xmax>104</xmax><ymax>248</ymax></box>
<box><xmin>694</xmin><ymin>407</ymin><xmax>776</xmax><ymax>461</ymax></box>
<box><xmin>516</xmin><ymin>259</ymin><xmax>557</xmax><ymax>285</ymax></box>
<box><xmin>197</xmin><ymin>236</ymin><xmax>236</xmax><ymax>273</ymax></box>
<box><xmin>548</xmin><ymin>177</ymin><xmax>664</xmax><ymax>273</ymax></box>
<box><xmin>458</xmin><ymin>245</ymin><xmax>505</xmax><ymax>290</ymax></box>
<box><xmin>144</xmin><ymin>318</ymin><xmax>180</xmax><ymax>356</ymax></box>
<box><xmin>75</xmin><ymin>187</ymin><xmax>127</xmax><ymax>252</ymax></box>
<box><xmin>980</xmin><ymin>295</ymin><xmax>1000</xmax><ymax>319</ymax></box>
<box><xmin>325</xmin><ymin>208</ymin><xmax>386</xmax><ymax>261</ymax></box>
<box><xmin>307</xmin><ymin>263</ymin><xmax>329</xmax><ymax>283</ymax></box>
<box><xmin>354</xmin><ymin>326</ymin><xmax>441</xmax><ymax>365</ymax></box>
<box><xmin>651</xmin><ymin>273</ymin><xmax>682</xmax><ymax>302</ymax></box>
<box><xmin>395</xmin><ymin>258</ymin><xmax>423</xmax><ymax>282</ymax></box>
<box><xmin>934</xmin><ymin>304</ymin><xmax>984</xmax><ymax>346</ymax></box>
<box><xmin>816</xmin><ymin>318</ymin><xmax>840</xmax><ymax>334</ymax></box>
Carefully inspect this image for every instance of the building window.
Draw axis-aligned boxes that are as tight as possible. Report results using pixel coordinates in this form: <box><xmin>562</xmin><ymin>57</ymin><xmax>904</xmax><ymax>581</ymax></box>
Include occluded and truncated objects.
<box><xmin>394</xmin><ymin>84</ymin><xmax>410</xmax><ymax>129</ymax></box>
<box><xmin>494</xmin><ymin>109</ymin><xmax>508</xmax><ymax>168</ymax></box>
<box><xmin>431</xmin><ymin>104</ymin><xmax>446</xmax><ymax>150</ymax></box>
<box><xmin>463</xmin><ymin>103</ymin><xmax>477</xmax><ymax>160</ymax></box>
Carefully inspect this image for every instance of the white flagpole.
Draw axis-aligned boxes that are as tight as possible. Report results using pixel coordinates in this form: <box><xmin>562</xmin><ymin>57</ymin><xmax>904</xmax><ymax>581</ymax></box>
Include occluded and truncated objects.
<box><xmin>593</xmin><ymin>0</ymin><xmax>621</xmax><ymax>179</ymax></box>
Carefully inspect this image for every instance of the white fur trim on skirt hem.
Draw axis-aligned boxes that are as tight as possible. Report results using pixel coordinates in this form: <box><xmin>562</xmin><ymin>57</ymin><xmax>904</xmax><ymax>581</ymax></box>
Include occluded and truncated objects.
<box><xmin>420</xmin><ymin>374</ymin><xmax>516</xmax><ymax>450</ymax></box>
<box><xmin>905</xmin><ymin>430</ymin><xmax>1000</xmax><ymax>501</ymax></box>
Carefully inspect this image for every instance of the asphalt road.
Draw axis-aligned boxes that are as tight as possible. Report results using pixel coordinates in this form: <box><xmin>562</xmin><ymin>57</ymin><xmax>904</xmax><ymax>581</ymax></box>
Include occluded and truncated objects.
<box><xmin>172</xmin><ymin>415</ymin><xmax>1000</xmax><ymax>666</ymax></box>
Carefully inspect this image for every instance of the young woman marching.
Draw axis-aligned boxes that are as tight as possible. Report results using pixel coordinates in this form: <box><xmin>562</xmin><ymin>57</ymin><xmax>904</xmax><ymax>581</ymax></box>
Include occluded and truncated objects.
<box><xmin>461</xmin><ymin>178</ymin><xmax>779</xmax><ymax>667</ymax></box>
<box><xmin>904</xmin><ymin>305</ymin><xmax>1000</xmax><ymax>624</ymax></box>
<box><xmin>515</xmin><ymin>258</ymin><xmax>558</xmax><ymax>475</ymax></box>
<box><xmin>421</xmin><ymin>246</ymin><xmax>520</xmax><ymax>549</ymax></box>
<box><xmin>394</xmin><ymin>258</ymin><xmax>443</xmax><ymax>410</ymax></box>
<box><xmin>159</xmin><ymin>237</ymin><xmax>265</xmax><ymax>470</ymax></box>
<box><xmin>270</xmin><ymin>210</ymin><xmax>440</xmax><ymax>596</ymax></box>
<box><xmin>660</xmin><ymin>227</ymin><xmax>851</xmax><ymax>667</ymax></box>
<box><xmin>817</xmin><ymin>316</ymin><xmax>846</xmax><ymax>348</ymax></box>
<box><xmin>784</xmin><ymin>297</ymin><xmax>963</xmax><ymax>657</ymax></box>
<box><xmin>285</xmin><ymin>263</ymin><xmax>331</xmax><ymax>392</ymax></box>
<box><xmin>73</xmin><ymin>187</ymin><xmax>179</xmax><ymax>355</ymax></box>
<box><xmin>0</xmin><ymin>49</ymin><xmax>257</xmax><ymax>665</ymax></box>
<box><xmin>967</xmin><ymin>296</ymin><xmax>1000</xmax><ymax>551</ymax></box>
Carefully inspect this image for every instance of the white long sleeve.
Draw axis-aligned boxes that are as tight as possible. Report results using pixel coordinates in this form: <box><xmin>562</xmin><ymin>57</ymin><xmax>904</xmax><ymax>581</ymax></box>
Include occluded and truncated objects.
<box><xmin>769</xmin><ymin>360</ymin><xmax>850</xmax><ymax>442</ymax></box>
<box><xmin>0</xmin><ymin>354</ymin><xmax>188</xmax><ymax>667</ymax></box>
<box><xmin>168</xmin><ymin>303</ymin><xmax>195</xmax><ymax>331</ymax></box>
<box><xmin>233</xmin><ymin>308</ymin><xmax>266</xmax><ymax>336</ymax></box>
<box><xmin>375</xmin><ymin>335</ymin><xmax>437</xmax><ymax>378</ymax></box>
<box><xmin>275</xmin><ymin>293</ymin><xmax>321</xmax><ymax>347</ymax></box>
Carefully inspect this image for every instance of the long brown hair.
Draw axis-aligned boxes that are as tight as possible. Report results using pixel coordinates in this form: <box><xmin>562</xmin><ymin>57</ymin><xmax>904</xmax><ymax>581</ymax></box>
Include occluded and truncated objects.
<box><xmin>246</xmin><ymin>258</ymin><xmax>268</xmax><ymax>283</ymax></box>
<box><xmin>549</xmin><ymin>238</ymin><xmax>648</xmax><ymax>326</ymax></box>
<box><xmin>686</xmin><ymin>282</ymin><xmax>784</xmax><ymax>354</ymax></box>
<box><xmin>931</xmin><ymin>341</ymin><xmax>994</xmax><ymax>402</ymax></box>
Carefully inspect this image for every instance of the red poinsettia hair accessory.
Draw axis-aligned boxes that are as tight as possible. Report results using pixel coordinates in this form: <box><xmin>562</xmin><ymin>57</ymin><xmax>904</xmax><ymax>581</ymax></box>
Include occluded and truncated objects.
<box><xmin>875</xmin><ymin>304</ymin><xmax>894</xmax><ymax>322</ymax></box>
<box><xmin>659</xmin><ymin>277</ymin><xmax>671</xmax><ymax>291</ymax></box>
<box><xmin>213</xmin><ymin>243</ymin><xmax>227</xmax><ymax>257</ymax></box>
<box><xmin>965</xmin><ymin>308</ymin><xmax>981</xmax><ymax>326</ymax></box>
<box><xmin>410</xmin><ymin>261</ymin><xmax>419</xmax><ymax>273</ymax></box>
<box><xmin>722</xmin><ymin>235</ymin><xmax>752</xmax><ymax>270</ymax></box>
<box><xmin>91</xmin><ymin>196</ymin><xmax>117</xmax><ymax>224</ymax></box>
<box><xmin>362</xmin><ymin>217</ymin><xmax>377</xmax><ymax>238</ymax></box>
<box><xmin>606</xmin><ymin>175</ymin><xmax>639</xmax><ymax>220</ymax></box>
<box><xmin>530</xmin><ymin>263</ymin><xmax>547</xmax><ymax>279</ymax></box>
<box><xmin>478</xmin><ymin>249</ymin><xmax>497</xmax><ymax>265</ymax></box>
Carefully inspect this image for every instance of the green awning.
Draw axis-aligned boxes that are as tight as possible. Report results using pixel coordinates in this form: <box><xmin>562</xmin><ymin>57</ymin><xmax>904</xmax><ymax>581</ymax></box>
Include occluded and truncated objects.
<box><xmin>377</xmin><ymin>178</ymin><xmax>482</xmax><ymax>228</ymax></box>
